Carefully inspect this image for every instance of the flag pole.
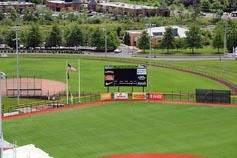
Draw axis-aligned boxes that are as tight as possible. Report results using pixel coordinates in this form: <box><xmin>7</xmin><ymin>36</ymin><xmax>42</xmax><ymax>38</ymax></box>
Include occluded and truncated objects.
<box><xmin>78</xmin><ymin>59</ymin><xmax>80</xmax><ymax>103</ymax></box>
<box><xmin>66</xmin><ymin>60</ymin><xmax>69</xmax><ymax>105</ymax></box>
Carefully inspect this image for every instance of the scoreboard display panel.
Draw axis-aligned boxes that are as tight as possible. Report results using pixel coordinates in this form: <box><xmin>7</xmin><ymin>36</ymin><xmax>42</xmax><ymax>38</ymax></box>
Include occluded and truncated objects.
<box><xmin>104</xmin><ymin>65</ymin><xmax>147</xmax><ymax>87</ymax></box>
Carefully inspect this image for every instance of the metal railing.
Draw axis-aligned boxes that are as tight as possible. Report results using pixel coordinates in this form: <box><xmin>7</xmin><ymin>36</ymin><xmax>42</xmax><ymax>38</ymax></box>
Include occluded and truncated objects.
<box><xmin>3</xmin><ymin>91</ymin><xmax>237</xmax><ymax>118</ymax></box>
<box><xmin>2</xmin><ymin>93</ymin><xmax>100</xmax><ymax>117</ymax></box>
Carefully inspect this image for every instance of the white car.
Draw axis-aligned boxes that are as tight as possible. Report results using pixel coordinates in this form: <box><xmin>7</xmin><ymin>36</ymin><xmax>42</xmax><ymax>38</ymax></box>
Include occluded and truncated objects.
<box><xmin>114</xmin><ymin>48</ymin><xmax>122</xmax><ymax>53</ymax></box>
<box><xmin>200</xmin><ymin>12</ymin><xmax>206</xmax><ymax>16</ymax></box>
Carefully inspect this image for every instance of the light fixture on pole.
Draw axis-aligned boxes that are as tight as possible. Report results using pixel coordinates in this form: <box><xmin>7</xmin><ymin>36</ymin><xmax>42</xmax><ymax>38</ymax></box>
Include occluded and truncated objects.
<box><xmin>145</xmin><ymin>24</ymin><xmax>156</xmax><ymax>93</ymax></box>
<box><xmin>13</xmin><ymin>26</ymin><xmax>20</xmax><ymax>105</ymax></box>
<box><xmin>0</xmin><ymin>72</ymin><xmax>6</xmax><ymax>158</ymax></box>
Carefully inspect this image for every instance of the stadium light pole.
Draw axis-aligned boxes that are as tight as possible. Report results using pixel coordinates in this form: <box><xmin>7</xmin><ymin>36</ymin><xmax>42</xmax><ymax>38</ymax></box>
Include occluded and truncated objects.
<box><xmin>104</xmin><ymin>27</ymin><xmax>107</xmax><ymax>55</ymax></box>
<box><xmin>13</xmin><ymin>26</ymin><xmax>20</xmax><ymax>105</ymax></box>
<box><xmin>40</xmin><ymin>0</ymin><xmax>43</xmax><ymax>20</ymax></box>
<box><xmin>223</xmin><ymin>16</ymin><xmax>227</xmax><ymax>73</ymax></box>
<box><xmin>0</xmin><ymin>72</ymin><xmax>6</xmax><ymax>158</ymax></box>
<box><xmin>145</xmin><ymin>24</ymin><xmax>156</xmax><ymax>93</ymax></box>
<box><xmin>104</xmin><ymin>7</ymin><xmax>107</xmax><ymax>56</ymax></box>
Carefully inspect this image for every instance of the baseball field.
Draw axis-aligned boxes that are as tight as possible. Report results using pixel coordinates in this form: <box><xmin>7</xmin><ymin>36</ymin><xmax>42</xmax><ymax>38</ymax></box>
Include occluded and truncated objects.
<box><xmin>3</xmin><ymin>101</ymin><xmax>237</xmax><ymax>158</ymax></box>
<box><xmin>1</xmin><ymin>54</ymin><xmax>237</xmax><ymax>158</ymax></box>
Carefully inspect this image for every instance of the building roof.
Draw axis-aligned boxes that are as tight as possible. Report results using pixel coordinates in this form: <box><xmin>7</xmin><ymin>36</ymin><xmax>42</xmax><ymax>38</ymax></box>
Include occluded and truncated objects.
<box><xmin>3</xmin><ymin>144</ymin><xmax>53</xmax><ymax>158</ymax></box>
<box><xmin>159</xmin><ymin>4</ymin><xmax>169</xmax><ymax>10</ymax></box>
<box><xmin>47</xmin><ymin>0</ymin><xmax>65</xmax><ymax>4</ymax></box>
<box><xmin>88</xmin><ymin>0</ymin><xmax>97</xmax><ymax>5</ymax></box>
<box><xmin>98</xmin><ymin>2</ymin><xmax>158</xmax><ymax>10</ymax></box>
<box><xmin>146</xmin><ymin>26</ymin><xmax>188</xmax><ymax>38</ymax></box>
<box><xmin>72</xmin><ymin>0</ymin><xmax>82</xmax><ymax>3</ymax></box>
<box><xmin>47</xmin><ymin>0</ymin><xmax>82</xmax><ymax>4</ymax></box>
<box><xmin>0</xmin><ymin>139</ymin><xmax>13</xmax><ymax>148</ymax></box>
<box><xmin>126</xmin><ymin>30</ymin><xmax>143</xmax><ymax>34</ymax></box>
<box><xmin>0</xmin><ymin>1</ymin><xmax>35</xmax><ymax>6</ymax></box>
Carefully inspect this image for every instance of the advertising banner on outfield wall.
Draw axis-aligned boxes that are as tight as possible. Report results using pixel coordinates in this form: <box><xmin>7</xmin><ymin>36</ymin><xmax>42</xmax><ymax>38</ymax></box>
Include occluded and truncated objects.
<box><xmin>114</xmin><ymin>92</ymin><xmax>128</xmax><ymax>99</ymax></box>
<box><xmin>100</xmin><ymin>93</ymin><xmax>112</xmax><ymax>101</ymax></box>
<box><xmin>150</xmin><ymin>93</ymin><xmax>163</xmax><ymax>100</ymax></box>
<box><xmin>132</xmin><ymin>92</ymin><xmax>147</xmax><ymax>100</ymax></box>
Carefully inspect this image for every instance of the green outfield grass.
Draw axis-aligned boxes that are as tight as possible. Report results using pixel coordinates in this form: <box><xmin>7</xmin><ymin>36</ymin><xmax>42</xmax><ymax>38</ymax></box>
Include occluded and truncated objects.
<box><xmin>4</xmin><ymin>101</ymin><xmax>237</xmax><ymax>158</ymax></box>
<box><xmin>158</xmin><ymin>60</ymin><xmax>237</xmax><ymax>86</ymax></box>
<box><xmin>0</xmin><ymin>56</ymin><xmax>232</xmax><ymax>106</ymax></box>
<box><xmin>0</xmin><ymin>57</ymin><xmax>229</xmax><ymax>94</ymax></box>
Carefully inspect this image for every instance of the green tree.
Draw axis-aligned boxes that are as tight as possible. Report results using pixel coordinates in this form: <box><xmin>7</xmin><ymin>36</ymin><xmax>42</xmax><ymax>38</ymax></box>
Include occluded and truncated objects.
<box><xmin>123</xmin><ymin>32</ymin><xmax>130</xmax><ymax>46</ymax></box>
<box><xmin>175</xmin><ymin>38</ymin><xmax>185</xmax><ymax>51</ymax></box>
<box><xmin>8</xmin><ymin>6</ymin><xmax>17</xmax><ymax>20</ymax></box>
<box><xmin>82</xmin><ymin>27</ymin><xmax>92</xmax><ymax>46</ymax></box>
<box><xmin>26</xmin><ymin>25</ymin><xmax>43</xmax><ymax>48</ymax></box>
<box><xmin>44</xmin><ymin>9</ymin><xmax>53</xmax><ymax>22</ymax></box>
<box><xmin>233</xmin><ymin>0</ymin><xmax>237</xmax><ymax>11</ymax></box>
<box><xmin>0</xmin><ymin>35</ymin><xmax>3</xmax><ymax>44</ymax></box>
<box><xmin>212</xmin><ymin>26</ymin><xmax>224</xmax><ymax>53</ymax></box>
<box><xmin>23</xmin><ymin>8</ymin><xmax>38</xmax><ymax>21</ymax></box>
<box><xmin>0</xmin><ymin>10</ymin><xmax>4</xmax><ymax>21</ymax></box>
<box><xmin>4</xmin><ymin>30</ymin><xmax>17</xmax><ymax>48</ymax></box>
<box><xmin>226</xmin><ymin>20</ymin><xmax>237</xmax><ymax>53</ymax></box>
<box><xmin>185</xmin><ymin>24</ymin><xmax>202</xmax><ymax>54</ymax></box>
<box><xmin>178</xmin><ymin>4</ymin><xmax>185</xmax><ymax>23</ymax></box>
<box><xmin>201</xmin><ymin>0</ymin><xmax>211</xmax><ymax>12</ymax></box>
<box><xmin>223</xmin><ymin>0</ymin><xmax>229</xmax><ymax>11</ymax></box>
<box><xmin>19</xmin><ymin>31</ymin><xmax>27</xmax><ymax>47</ymax></box>
<box><xmin>90</xmin><ymin>27</ymin><xmax>104</xmax><ymax>51</ymax></box>
<box><xmin>137</xmin><ymin>30</ymin><xmax>149</xmax><ymax>53</ymax></box>
<box><xmin>212</xmin><ymin>0</ymin><xmax>223</xmax><ymax>12</ymax></box>
<box><xmin>45</xmin><ymin>25</ymin><xmax>63</xmax><ymax>47</ymax></box>
<box><xmin>160</xmin><ymin>26</ymin><xmax>175</xmax><ymax>53</ymax></box>
<box><xmin>170</xmin><ymin>4</ymin><xmax>176</xmax><ymax>16</ymax></box>
<box><xmin>201</xmin><ymin>30</ymin><xmax>212</xmax><ymax>46</ymax></box>
<box><xmin>116</xmin><ymin>27</ymin><xmax>122</xmax><ymax>37</ymax></box>
<box><xmin>65</xmin><ymin>25</ymin><xmax>83</xmax><ymax>49</ymax></box>
<box><xmin>107</xmin><ymin>31</ymin><xmax>120</xmax><ymax>50</ymax></box>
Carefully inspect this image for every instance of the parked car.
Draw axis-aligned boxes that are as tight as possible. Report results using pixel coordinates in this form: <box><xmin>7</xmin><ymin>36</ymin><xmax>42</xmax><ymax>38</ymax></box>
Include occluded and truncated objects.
<box><xmin>114</xmin><ymin>48</ymin><xmax>122</xmax><ymax>53</ymax></box>
<box><xmin>200</xmin><ymin>12</ymin><xmax>206</xmax><ymax>16</ymax></box>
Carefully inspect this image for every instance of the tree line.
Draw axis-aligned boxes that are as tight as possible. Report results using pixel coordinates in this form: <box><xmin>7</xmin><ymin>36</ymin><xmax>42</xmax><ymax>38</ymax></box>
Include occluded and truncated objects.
<box><xmin>3</xmin><ymin>24</ymin><xmax>120</xmax><ymax>51</ymax></box>
<box><xmin>134</xmin><ymin>20</ymin><xmax>237</xmax><ymax>54</ymax></box>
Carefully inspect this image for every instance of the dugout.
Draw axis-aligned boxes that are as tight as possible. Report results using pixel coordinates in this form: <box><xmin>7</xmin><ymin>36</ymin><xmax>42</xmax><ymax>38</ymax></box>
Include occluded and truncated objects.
<box><xmin>196</xmin><ymin>89</ymin><xmax>231</xmax><ymax>104</ymax></box>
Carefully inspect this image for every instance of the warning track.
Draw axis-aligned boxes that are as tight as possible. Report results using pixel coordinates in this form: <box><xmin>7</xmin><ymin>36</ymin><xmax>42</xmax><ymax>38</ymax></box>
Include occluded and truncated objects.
<box><xmin>3</xmin><ymin>100</ymin><xmax>236</xmax><ymax>121</ymax></box>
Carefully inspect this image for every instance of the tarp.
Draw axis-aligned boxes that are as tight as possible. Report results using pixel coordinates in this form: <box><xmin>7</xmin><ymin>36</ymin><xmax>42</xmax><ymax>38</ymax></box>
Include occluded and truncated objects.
<box><xmin>3</xmin><ymin>144</ymin><xmax>53</xmax><ymax>158</ymax></box>
<box><xmin>0</xmin><ymin>139</ymin><xmax>13</xmax><ymax>148</ymax></box>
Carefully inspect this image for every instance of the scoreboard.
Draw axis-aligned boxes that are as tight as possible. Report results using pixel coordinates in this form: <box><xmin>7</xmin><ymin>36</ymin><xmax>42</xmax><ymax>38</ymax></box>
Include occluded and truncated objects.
<box><xmin>104</xmin><ymin>65</ymin><xmax>147</xmax><ymax>87</ymax></box>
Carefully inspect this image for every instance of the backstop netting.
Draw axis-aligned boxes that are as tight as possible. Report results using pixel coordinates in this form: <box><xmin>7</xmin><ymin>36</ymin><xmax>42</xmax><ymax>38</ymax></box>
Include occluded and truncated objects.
<box><xmin>4</xmin><ymin>76</ymin><xmax>42</xmax><ymax>97</ymax></box>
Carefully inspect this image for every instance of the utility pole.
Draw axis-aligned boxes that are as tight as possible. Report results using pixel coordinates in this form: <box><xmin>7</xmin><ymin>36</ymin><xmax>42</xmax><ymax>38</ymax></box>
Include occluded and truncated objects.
<box><xmin>0</xmin><ymin>72</ymin><xmax>6</xmax><ymax>158</ymax></box>
<box><xmin>13</xmin><ymin>26</ymin><xmax>21</xmax><ymax>105</ymax></box>
<box><xmin>145</xmin><ymin>24</ymin><xmax>156</xmax><ymax>93</ymax></box>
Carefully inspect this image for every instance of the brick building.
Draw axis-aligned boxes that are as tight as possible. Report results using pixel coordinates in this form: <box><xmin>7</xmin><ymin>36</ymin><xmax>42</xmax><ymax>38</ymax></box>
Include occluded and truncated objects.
<box><xmin>127</xmin><ymin>26</ymin><xmax>188</xmax><ymax>47</ymax></box>
<box><xmin>97</xmin><ymin>2</ymin><xmax>170</xmax><ymax>17</ymax></box>
<box><xmin>0</xmin><ymin>1</ymin><xmax>36</xmax><ymax>13</ymax></box>
<box><xmin>46</xmin><ymin>0</ymin><xmax>170</xmax><ymax>17</ymax></box>
<box><xmin>46</xmin><ymin>0</ymin><xmax>84</xmax><ymax>12</ymax></box>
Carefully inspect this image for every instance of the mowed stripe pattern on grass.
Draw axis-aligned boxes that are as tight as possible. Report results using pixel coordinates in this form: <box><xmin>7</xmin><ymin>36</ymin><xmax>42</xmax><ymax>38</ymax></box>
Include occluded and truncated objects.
<box><xmin>3</xmin><ymin>102</ymin><xmax>237</xmax><ymax>158</ymax></box>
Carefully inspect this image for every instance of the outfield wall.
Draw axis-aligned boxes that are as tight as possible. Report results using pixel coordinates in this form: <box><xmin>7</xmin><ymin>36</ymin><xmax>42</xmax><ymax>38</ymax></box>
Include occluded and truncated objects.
<box><xmin>2</xmin><ymin>91</ymin><xmax>237</xmax><ymax>118</ymax></box>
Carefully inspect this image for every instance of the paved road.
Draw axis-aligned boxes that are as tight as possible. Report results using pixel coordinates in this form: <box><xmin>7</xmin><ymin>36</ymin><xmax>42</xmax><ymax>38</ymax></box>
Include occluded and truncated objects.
<box><xmin>83</xmin><ymin>44</ymin><xmax>237</xmax><ymax>61</ymax></box>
